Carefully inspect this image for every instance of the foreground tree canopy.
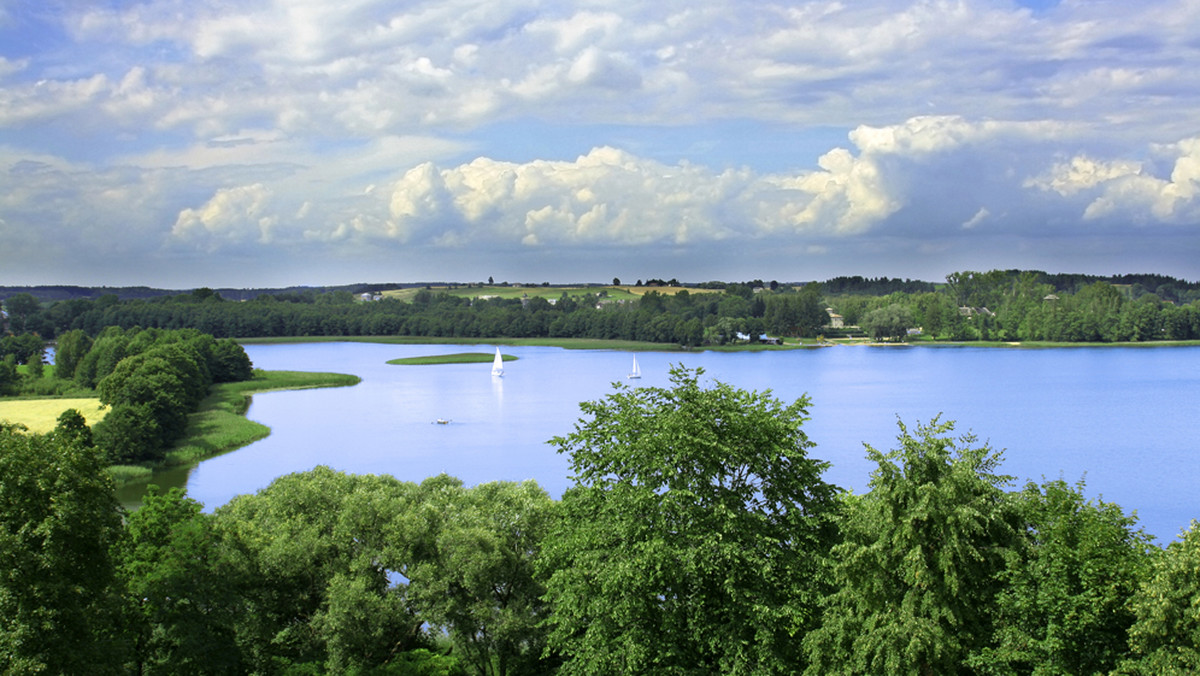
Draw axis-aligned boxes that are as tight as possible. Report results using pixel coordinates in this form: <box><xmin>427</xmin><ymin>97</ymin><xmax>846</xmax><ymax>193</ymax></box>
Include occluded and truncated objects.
<box><xmin>541</xmin><ymin>366</ymin><xmax>839</xmax><ymax>674</ymax></box>
<box><xmin>2</xmin><ymin>367</ymin><xmax>1198</xmax><ymax>675</ymax></box>
<box><xmin>804</xmin><ymin>419</ymin><xmax>1020</xmax><ymax>674</ymax></box>
<box><xmin>0</xmin><ymin>414</ymin><xmax>125</xmax><ymax>674</ymax></box>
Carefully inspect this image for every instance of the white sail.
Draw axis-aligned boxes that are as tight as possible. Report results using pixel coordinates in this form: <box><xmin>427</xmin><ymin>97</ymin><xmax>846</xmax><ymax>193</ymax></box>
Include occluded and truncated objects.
<box><xmin>491</xmin><ymin>347</ymin><xmax>504</xmax><ymax>377</ymax></box>
<box><xmin>628</xmin><ymin>355</ymin><xmax>641</xmax><ymax>379</ymax></box>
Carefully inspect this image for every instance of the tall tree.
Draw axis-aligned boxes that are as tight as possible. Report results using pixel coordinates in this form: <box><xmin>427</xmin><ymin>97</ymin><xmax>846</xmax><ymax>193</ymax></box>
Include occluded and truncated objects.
<box><xmin>804</xmin><ymin>417</ymin><xmax>1018</xmax><ymax>675</ymax></box>
<box><xmin>209</xmin><ymin>338</ymin><xmax>254</xmax><ymax>382</ymax></box>
<box><xmin>860</xmin><ymin>303</ymin><xmax>914</xmax><ymax>341</ymax></box>
<box><xmin>214</xmin><ymin>468</ymin><xmax>427</xmax><ymax>673</ymax></box>
<box><xmin>0</xmin><ymin>355</ymin><xmax>16</xmax><ymax>396</ymax></box>
<box><xmin>1119</xmin><ymin>521</ymin><xmax>1200</xmax><ymax>673</ymax></box>
<box><xmin>2</xmin><ymin>293</ymin><xmax>40</xmax><ymax>333</ymax></box>
<box><xmin>398</xmin><ymin>477</ymin><xmax>557</xmax><ymax>676</ymax></box>
<box><xmin>541</xmin><ymin>366</ymin><xmax>840</xmax><ymax>675</ymax></box>
<box><xmin>119</xmin><ymin>487</ymin><xmax>243</xmax><ymax>675</ymax></box>
<box><xmin>0</xmin><ymin>416</ymin><xmax>127</xmax><ymax>674</ymax></box>
<box><xmin>53</xmin><ymin>328</ymin><xmax>93</xmax><ymax>380</ymax></box>
<box><xmin>970</xmin><ymin>479</ymin><xmax>1152</xmax><ymax>674</ymax></box>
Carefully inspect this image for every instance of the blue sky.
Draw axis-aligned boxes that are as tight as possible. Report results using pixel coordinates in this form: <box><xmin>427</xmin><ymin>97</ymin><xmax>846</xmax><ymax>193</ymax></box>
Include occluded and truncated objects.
<box><xmin>2</xmin><ymin>0</ymin><xmax>1199</xmax><ymax>288</ymax></box>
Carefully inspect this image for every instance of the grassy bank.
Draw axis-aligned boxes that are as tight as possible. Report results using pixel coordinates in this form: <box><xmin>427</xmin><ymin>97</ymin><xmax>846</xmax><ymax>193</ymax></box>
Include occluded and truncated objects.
<box><xmin>388</xmin><ymin>352</ymin><xmax>518</xmax><ymax>366</ymax></box>
<box><xmin>110</xmin><ymin>369</ymin><xmax>360</xmax><ymax>487</ymax></box>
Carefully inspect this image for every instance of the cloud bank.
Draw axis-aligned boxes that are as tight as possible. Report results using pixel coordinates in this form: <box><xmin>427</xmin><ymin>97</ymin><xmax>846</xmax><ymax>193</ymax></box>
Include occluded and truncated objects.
<box><xmin>2</xmin><ymin>0</ymin><xmax>1200</xmax><ymax>285</ymax></box>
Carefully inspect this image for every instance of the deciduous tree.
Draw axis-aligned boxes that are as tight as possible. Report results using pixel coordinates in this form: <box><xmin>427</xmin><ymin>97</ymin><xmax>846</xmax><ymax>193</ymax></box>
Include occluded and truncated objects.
<box><xmin>970</xmin><ymin>479</ymin><xmax>1152</xmax><ymax>674</ymax></box>
<box><xmin>0</xmin><ymin>418</ymin><xmax>127</xmax><ymax>674</ymax></box>
<box><xmin>119</xmin><ymin>486</ymin><xmax>243</xmax><ymax>674</ymax></box>
<box><xmin>541</xmin><ymin>366</ymin><xmax>840</xmax><ymax>675</ymax></box>
<box><xmin>398</xmin><ymin>477</ymin><xmax>557</xmax><ymax>676</ymax></box>
<box><xmin>54</xmin><ymin>328</ymin><xmax>93</xmax><ymax>380</ymax></box>
<box><xmin>1119</xmin><ymin>521</ymin><xmax>1200</xmax><ymax>673</ymax></box>
<box><xmin>214</xmin><ymin>468</ymin><xmax>427</xmax><ymax>673</ymax></box>
<box><xmin>860</xmin><ymin>303</ymin><xmax>914</xmax><ymax>341</ymax></box>
<box><xmin>804</xmin><ymin>417</ymin><xmax>1018</xmax><ymax>675</ymax></box>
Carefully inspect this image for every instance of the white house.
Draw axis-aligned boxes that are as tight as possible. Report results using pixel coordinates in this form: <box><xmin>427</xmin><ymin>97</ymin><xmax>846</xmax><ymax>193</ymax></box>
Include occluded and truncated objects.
<box><xmin>826</xmin><ymin>309</ymin><xmax>844</xmax><ymax>329</ymax></box>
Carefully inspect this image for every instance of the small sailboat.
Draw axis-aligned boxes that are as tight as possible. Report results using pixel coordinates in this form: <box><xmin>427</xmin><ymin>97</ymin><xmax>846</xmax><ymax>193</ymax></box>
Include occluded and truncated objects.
<box><xmin>628</xmin><ymin>355</ymin><xmax>641</xmax><ymax>379</ymax></box>
<box><xmin>491</xmin><ymin>347</ymin><xmax>504</xmax><ymax>377</ymax></box>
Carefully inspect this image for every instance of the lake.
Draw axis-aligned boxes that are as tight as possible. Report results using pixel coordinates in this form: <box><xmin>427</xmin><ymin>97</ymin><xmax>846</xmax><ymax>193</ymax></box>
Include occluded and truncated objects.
<box><xmin>146</xmin><ymin>342</ymin><xmax>1200</xmax><ymax>543</ymax></box>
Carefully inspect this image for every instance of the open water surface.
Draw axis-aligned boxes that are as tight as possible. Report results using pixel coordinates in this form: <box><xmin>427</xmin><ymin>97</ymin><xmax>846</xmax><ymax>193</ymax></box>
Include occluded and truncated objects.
<box><xmin>135</xmin><ymin>342</ymin><xmax>1200</xmax><ymax>543</ymax></box>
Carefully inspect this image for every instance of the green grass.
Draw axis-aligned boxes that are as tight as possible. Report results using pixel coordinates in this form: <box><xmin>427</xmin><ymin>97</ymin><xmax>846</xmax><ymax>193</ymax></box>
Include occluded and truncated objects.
<box><xmin>110</xmin><ymin>369</ymin><xmax>360</xmax><ymax>486</ymax></box>
<box><xmin>387</xmin><ymin>352</ymin><xmax>518</xmax><ymax>365</ymax></box>
<box><xmin>108</xmin><ymin>465</ymin><xmax>153</xmax><ymax>484</ymax></box>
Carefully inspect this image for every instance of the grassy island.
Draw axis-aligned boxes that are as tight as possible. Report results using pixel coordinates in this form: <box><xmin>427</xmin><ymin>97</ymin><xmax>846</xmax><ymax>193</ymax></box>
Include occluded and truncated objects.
<box><xmin>387</xmin><ymin>352</ymin><xmax>517</xmax><ymax>366</ymax></box>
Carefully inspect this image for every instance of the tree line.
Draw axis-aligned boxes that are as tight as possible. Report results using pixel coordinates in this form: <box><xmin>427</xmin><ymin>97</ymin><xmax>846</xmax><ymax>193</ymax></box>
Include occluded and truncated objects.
<box><xmin>4</xmin><ymin>270</ymin><xmax>1200</xmax><ymax>349</ymax></box>
<box><xmin>837</xmin><ymin>270</ymin><xmax>1200</xmax><ymax>342</ymax></box>
<box><xmin>3</xmin><ymin>285</ymin><xmax>827</xmax><ymax>348</ymax></box>
<box><xmin>3</xmin><ymin>367</ymin><xmax>1197</xmax><ymax>674</ymax></box>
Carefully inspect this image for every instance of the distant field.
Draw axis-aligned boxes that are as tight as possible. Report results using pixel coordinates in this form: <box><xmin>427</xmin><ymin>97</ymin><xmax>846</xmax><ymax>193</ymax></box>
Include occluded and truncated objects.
<box><xmin>380</xmin><ymin>284</ymin><xmax>719</xmax><ymax>303</ymax></box>
<box><xmin>0</xmin><ymin>398</ymin><xmax>108</xmax><ymax>433</ymax></box>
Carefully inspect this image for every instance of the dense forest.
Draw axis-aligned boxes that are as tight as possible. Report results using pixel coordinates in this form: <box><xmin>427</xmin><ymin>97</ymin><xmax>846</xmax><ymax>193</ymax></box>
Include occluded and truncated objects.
<box><xmin>3</xmin><ymin>270</ymin><xmax>1200</xmax><ymax>349</ymax></box>
<box><xmin>3</xmin><ymin>367</ymin><xmax>1198</xmax><ymax>675</ymax></box>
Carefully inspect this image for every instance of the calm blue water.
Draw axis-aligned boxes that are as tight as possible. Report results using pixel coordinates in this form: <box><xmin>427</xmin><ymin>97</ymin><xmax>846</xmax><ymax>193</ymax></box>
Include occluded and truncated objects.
<box><xmin>176</xmin><ymin>343</ymin><xmax>1200</xmax><ymax>542</ymax></box>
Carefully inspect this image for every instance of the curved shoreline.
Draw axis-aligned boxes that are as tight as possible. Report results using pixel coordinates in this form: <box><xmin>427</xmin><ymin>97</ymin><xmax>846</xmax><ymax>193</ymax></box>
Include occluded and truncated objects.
<box><xmin>111</xmin><ymin>370</ymin><xmax>360</xmax><ymax>498</ymax></box>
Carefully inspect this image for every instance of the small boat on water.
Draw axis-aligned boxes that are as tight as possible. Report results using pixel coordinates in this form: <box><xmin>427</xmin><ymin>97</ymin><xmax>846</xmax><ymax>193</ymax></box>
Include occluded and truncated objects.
<box><xmin>491</xmin><ymin>347</ymin><xmax>504</xmax><ymax>377</ymax></box>
<box><xmin>435</xmin><ymin>419</ymin><xmax>451</xmax><ymax>425</ymax></box>
<box><xmin>628</xmin><ymin>355</ymin><xmax>641</xmax><ymax>379</ymax></box>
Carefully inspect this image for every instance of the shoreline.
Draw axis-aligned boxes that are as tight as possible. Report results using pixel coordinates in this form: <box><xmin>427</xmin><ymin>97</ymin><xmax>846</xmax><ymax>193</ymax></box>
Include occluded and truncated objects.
<box><xmin>235</xmin><ymin>335</ymin><xmax>1200</xmax><ymax>350</ymax></box>
<box><xmin>110</xmin><ymin>370</ymin><xmax>360</xmax><ymax>499</ymax></box>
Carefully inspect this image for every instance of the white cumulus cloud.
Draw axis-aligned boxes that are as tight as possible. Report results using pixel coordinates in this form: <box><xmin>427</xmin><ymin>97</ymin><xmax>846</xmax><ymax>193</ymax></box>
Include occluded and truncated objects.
<box><xmin>377</xmin><ymin>141</ymin><xmax>912</xmax><ymax>248</ymax></box>
<box><xmin>172</xmin><ymin>183</ymin><xmax>277</xmax><ymax>247</ymax></box>
<box><xmin>1025</xmin><ymin>156</ymin><xmax>1144</xmax><ymax>197</ymax></box>
<box><xmin>1026</xmin><ymin>138</ymin><xmax>1200</xmax><ymax>225</ymax></box>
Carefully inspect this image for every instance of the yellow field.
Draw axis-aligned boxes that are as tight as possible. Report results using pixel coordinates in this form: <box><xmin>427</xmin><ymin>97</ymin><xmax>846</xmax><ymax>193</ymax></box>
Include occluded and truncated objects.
<box><xmin>0</xmin><ymin>398</ymin><xmax>108</xmax><ymax>434</ymax></box>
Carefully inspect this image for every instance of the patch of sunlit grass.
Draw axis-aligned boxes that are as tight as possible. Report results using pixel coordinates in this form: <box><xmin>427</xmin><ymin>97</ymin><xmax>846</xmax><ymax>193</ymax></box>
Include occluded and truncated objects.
<box><xmin>0</xmin><ymin>398</ymin><xmax>108</xmax><ymax>433</ymax></box>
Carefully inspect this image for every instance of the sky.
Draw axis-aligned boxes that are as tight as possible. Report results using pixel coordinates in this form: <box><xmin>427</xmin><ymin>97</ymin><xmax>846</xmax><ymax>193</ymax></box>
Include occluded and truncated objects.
<box><xmin>2</xmin><ymin>0</ymin><xmax>1200</xmax><ymax>288</ymax></box>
